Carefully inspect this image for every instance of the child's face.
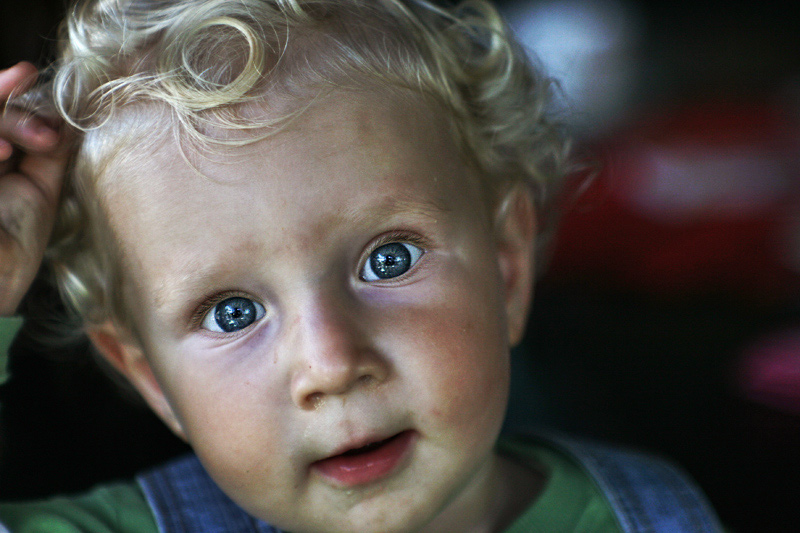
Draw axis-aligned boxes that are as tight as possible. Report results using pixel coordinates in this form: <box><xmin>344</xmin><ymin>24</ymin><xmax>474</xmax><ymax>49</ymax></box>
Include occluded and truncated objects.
<box><xmin>96</xmin><ymin>89</ymin><xmax>535</xmax><ymax>532</ymax></box>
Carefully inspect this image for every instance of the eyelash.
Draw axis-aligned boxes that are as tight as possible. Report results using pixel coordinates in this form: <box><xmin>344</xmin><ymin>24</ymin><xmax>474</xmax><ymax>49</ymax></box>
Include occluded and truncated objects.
<box><xmin>369</xmin><ymin>230</ymin><xmax>427</xmax><ymax>250</ymax></box>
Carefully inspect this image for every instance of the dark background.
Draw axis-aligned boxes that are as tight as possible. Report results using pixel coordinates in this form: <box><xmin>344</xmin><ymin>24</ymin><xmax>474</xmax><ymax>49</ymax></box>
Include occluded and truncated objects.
<box><xmin>2</xmin><ymin>1</ymin><xmax>800</xmax><ymax>532</ymax></box>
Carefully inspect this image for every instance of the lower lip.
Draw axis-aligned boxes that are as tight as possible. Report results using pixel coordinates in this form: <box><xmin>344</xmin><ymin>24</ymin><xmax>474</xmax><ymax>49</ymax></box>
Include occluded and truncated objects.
<box><xmin>312</xmin><ymin>430</ymin><xmax>416</xmax><ymax>487</ymax></box>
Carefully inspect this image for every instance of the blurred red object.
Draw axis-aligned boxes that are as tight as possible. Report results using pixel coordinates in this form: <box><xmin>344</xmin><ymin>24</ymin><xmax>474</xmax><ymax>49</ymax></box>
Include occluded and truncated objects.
<box><xmin>546</xmin><ymin>100</ymin><xmax>800</xmax><ymax>302</ymax></box>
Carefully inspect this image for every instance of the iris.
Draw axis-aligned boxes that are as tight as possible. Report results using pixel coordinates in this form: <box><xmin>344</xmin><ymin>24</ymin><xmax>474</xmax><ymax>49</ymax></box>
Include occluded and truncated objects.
<box><xmin>369</xmin><ymin>243</ymin><xmax>413</xmax><ymax>279</ymax></box>
<box><xmin>214</xmin><ymin>296</ymin><xmax>259</xmax><ymax>332</ymax></box>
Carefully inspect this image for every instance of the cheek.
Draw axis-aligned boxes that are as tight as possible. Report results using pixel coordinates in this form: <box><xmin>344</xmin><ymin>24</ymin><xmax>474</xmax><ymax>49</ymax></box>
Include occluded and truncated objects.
<box><xmin>396</xmin><ymin>272</ymin><xmax>510</xmax><ymax>438</ymax></box>
<box><xmin>162</xmin><ymin>362</ymin><xmax>295</xmax><ymax>504</ymax></box>
<box><xmin>147</xmin><ymin>342</ymin><xmax>288</xmax><ymax>465</ymax></box>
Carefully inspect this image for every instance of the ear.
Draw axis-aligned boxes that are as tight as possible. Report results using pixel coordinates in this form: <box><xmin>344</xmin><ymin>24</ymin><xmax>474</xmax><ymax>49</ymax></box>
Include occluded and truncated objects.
<box><xmin>494</xmin><ymin>185</ymin><xmax>537</xmax><ymax>347</ymax></box>
<box><xmin>87</xmin><ymin>323</ymin><xmax>187</xmax><ymax>440</ymax></box>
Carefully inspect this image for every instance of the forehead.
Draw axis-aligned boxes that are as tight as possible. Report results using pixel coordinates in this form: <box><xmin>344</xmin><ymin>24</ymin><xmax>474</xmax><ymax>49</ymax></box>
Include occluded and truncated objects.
<box><xmin>101</xmin><ymin>87</ymin><xmax>470</xmax><ymax>201</ymax></box>
<box><xmin>97</xmin><ymin>88</ymin><xmax>487</xmax><ymax>292</ymax></box>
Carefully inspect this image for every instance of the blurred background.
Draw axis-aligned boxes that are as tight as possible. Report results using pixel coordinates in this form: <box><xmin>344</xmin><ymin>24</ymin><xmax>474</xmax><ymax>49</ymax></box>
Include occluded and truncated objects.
<box><xmin>2</xmin><ymin>1</ymin><xmax>799</xmax><ymax>531</ymax></box>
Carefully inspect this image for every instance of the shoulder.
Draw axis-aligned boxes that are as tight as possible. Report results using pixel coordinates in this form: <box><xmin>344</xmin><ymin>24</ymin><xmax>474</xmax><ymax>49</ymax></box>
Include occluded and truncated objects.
<box><xmin>499</xmin><ymin>431</ymin><xmax>725</xmax><ymax>533</ymax></box>
<box><xmin>0</xmin><ymin>481</ymin><xmax>158</xmax><ymax>533</ymax></box>
<box><xmin>500</xmin><ymin>435</ymin><xmax>621</xmax><ymax>532</ymax></box>
<box><xmin>136</xmin><ymin>454</ymin><xmax>279</xmax><ymax>532</ymax></box>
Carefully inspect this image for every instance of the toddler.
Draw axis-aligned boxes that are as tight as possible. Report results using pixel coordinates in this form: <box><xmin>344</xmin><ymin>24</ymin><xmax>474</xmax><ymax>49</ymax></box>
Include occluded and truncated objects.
<box><xmin>0</xmin><ymin>0</ymin><xmax>723</xmax><ymax>531</ymax></box>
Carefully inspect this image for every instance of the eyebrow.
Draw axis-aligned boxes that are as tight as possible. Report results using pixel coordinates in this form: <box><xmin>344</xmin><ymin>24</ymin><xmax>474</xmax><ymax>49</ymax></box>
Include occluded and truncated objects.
<box><xmin>344</xmin><ymin>191</ymin><xmax>452</xmax><ymax>228</ymax></box>
<box><xmin>149</xmin><ymin>254</ymin><xmax>220</xmax><ymax>315</ymax></box>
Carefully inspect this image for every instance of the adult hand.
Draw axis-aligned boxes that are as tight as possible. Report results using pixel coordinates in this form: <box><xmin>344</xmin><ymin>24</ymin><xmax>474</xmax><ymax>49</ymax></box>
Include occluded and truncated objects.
<box><xmin>0</xmin><ymin>62</ymin><xmax>69</xmax><ymax>316</ymax></box>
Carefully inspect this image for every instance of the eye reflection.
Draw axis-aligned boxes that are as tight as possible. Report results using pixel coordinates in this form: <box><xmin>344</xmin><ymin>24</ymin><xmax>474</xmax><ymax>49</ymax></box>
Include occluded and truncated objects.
<box><xmin>362</xmin><ymin>242</ymin><xmax>423</xmax><ymax>281</ymax></box>
<box><xmin>202</xmin><ymin>296</ymin><xmax>266</xmax><ymax>333</ymax></box>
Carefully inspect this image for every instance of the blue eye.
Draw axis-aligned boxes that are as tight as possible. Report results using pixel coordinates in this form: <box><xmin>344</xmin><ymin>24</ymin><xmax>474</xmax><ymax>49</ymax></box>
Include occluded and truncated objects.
<box><xmin>361</xmin><ymin>242</ymin><xmax>423</xmax><ymax>281</ymax></box>
<box><xmin>201</xmin><ymin>296</ymin><xmax>266</xmax><ymax>333</ymax></box>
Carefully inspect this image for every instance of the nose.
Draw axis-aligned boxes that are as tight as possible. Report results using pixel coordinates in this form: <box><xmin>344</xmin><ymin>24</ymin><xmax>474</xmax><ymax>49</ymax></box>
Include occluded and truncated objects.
<box><xmin>289</xmin><ymin>292</ymin><xmax>389</xmax><ymax>409</ymax></box>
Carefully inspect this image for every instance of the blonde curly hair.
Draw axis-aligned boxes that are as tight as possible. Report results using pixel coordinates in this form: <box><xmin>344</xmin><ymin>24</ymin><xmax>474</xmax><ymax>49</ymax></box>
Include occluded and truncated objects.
<box><xmin>36</xmin><ymin>0</ymin><xmax>570</xmax><ymax>328</ymax></box>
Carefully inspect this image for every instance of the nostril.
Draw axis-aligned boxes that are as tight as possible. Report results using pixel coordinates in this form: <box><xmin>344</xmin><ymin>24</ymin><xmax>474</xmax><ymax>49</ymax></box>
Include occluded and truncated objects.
<box><xmin>308</xmin><ymin>392</ymin><xmax>324</xmax><ymax>409</ymax></box>
<box><xmin>301</xmin><ymin>374</ymin><xmax>378</xmax><ymax>409</ymax></box>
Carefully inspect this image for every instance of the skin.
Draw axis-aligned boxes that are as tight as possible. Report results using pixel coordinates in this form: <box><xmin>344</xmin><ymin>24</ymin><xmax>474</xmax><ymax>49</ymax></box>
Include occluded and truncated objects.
<box><xmin>0</xmin><ymin>62</ymin><xmax>68</xmax><ymax>316</ymax></box>
<box><xmin>90</xmin><ymin>88</ymin><xmax>543</xmax><ymax>533</ymax></box>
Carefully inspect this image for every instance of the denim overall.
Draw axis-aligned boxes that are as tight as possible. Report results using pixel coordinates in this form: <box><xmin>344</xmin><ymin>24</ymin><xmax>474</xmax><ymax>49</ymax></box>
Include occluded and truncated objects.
<box><xmin>136</xmin><ymin>433</ymin><xmax>723</xmax><ymax>533</ymax></box>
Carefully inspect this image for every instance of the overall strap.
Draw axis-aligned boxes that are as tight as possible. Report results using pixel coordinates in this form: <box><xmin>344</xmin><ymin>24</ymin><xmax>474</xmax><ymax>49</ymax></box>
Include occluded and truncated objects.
<box><xmin>536</xmin><ymin>432</ymin><xmax>724</xmax><ymax>533</ymax></box>
<box><xmin>136</xmin><ymin>454</ymin><xmax>281</xmax><ymax>533</ymax></box>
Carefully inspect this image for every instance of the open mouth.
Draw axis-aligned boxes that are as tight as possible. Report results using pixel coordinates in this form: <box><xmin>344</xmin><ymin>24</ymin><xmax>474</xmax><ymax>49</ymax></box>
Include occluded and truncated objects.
<box><xmin>312</xmin><ymin>430</ymin><xmax>415</xmax><ymax>487</ymax></box>
<box><xmin>340</xmin><ymin>434</ymin><xmax>399</xmax><ymax>456</ymax></box>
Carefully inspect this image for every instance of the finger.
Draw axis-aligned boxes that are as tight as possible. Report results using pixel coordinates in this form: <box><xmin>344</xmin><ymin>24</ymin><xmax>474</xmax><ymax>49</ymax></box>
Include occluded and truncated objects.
<box><xmin>0</xmin><ymin>172</ymin><xmax>55</xmax><ymax>316</ymax></box>
<box><xmin>0</xmin><ymin>62</ymin><xmax>38</xmax><ymax>100</ymax></box>
<box><xmin>0</xmin><ymin>139</ymin><xmax>17</xmax><ymax>177</ymax></box>
<box><xmin>1</xmin><ymin>104</ymin><xmax>60</xmax><ymax>153</ymax></box>
<box><xmin>0</xmin><ymin>138</ymin><xmax>11</xmax><ymax>160</ymax></box>
<box><xmin>1</xmin><ymin>62</ymin><xmax>58</xmax><ymax>153</ymax></box>
<box><xmin>17</xmin><ymin>144</ymin><xmax>69</xmax><ymax>209</ymax></box>
<box><xmin>0</xmin><ymin>116</ymin><xmax>65</xmax><ymax>205</ymax></box>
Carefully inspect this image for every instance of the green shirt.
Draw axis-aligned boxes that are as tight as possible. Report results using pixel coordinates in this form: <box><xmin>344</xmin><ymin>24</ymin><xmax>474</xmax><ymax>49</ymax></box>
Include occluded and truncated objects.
<box><xmin>503</xmin><ymin>439</ymin><xmax>620</xmax><ymax>532</ymax></box>
<box><xmin>0</xmin><ymin>316</ymin><xmax>23</xmax><ymax>386</ymax></box>
<box><xmin>0</xmin><ymin>484</ymin><xmax>157</xmax><ymax>533</ymax></box>
<box><xmin>0</xmin><ymin>317</ymin><xmax>620</xmax><ymax>532</ymax></box>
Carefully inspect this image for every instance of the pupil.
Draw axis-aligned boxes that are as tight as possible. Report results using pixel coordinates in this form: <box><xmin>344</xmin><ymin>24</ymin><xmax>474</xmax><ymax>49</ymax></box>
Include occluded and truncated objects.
<box><xmin>214</xmin><ymin>297</ymin><xmax>257</xmax><ymax>332</ymax></box>
<box><xmin>370</xmin><ymin>243</ymin><xmax>411</xmax><ymax>279</ymax></box>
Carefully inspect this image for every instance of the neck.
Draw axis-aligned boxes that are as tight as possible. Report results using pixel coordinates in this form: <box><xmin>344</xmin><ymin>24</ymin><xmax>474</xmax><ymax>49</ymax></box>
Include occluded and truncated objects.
<box><xmin>419</xmin><ymin>451</ymin><xmax>547</xmax><ymax>533</ymax></box>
